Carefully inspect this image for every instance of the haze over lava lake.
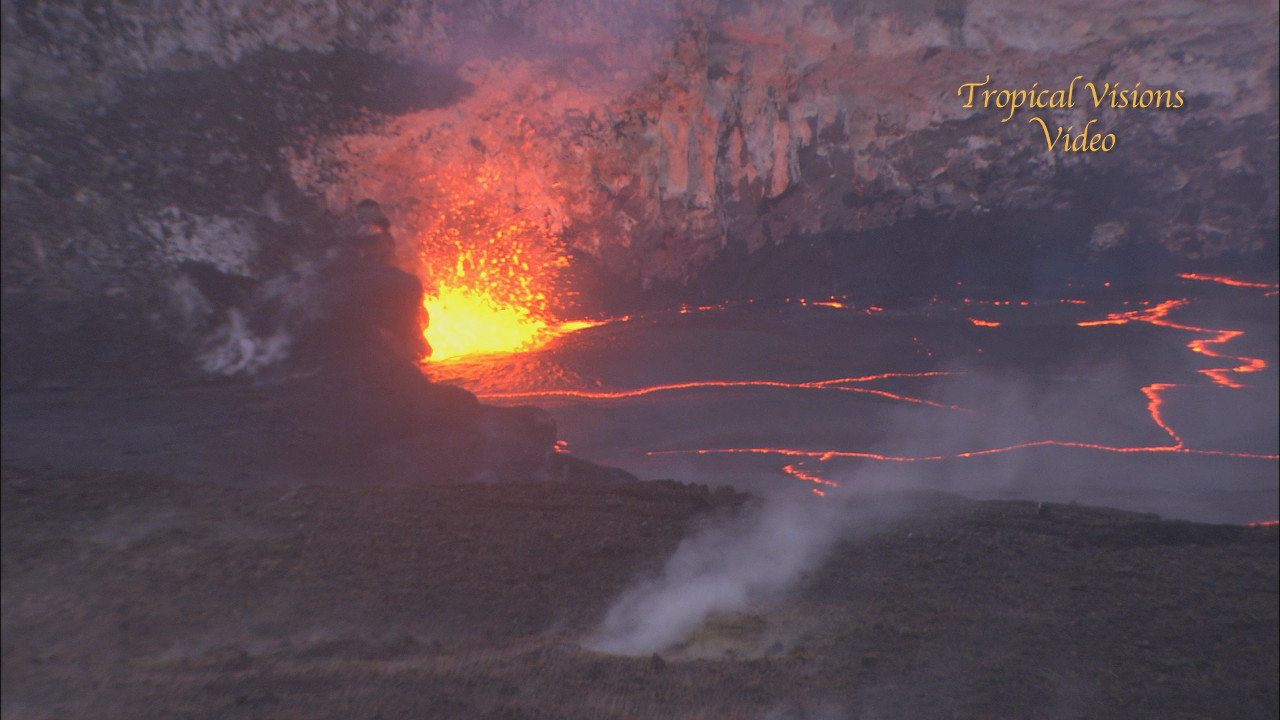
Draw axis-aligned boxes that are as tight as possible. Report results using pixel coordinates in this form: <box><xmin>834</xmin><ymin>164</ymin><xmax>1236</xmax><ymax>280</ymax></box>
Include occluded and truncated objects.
<box><xmin>430</xmin><ymin>274</ymin><xmax>1278</xmax><ymax>524</ymax></box>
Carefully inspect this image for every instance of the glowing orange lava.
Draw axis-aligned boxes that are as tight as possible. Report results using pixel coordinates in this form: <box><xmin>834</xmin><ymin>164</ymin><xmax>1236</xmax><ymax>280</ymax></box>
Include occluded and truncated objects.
<box><xmin>640</xmin><ymin>286</ymin><xmax>1277</xmax><ymax>491</ymax></box>
<box><xmin>416</xmin><ymin>161</ymin><xmax>576</xmax><ymax>359</ymax></box>
<box><xmin>783</xmin><ymin>462</ymin><xmax>838</xmax><ymax>495</ymax></box>
<box><xmin>651</xmin><ymin>441</ymin><xmax>1278</xmax><ymax>462</ymax></box>
<box><xmin>451</xmin><ymin>277</ymin><xmax>1275</xmax><ymax>504</ymax></box>
<box><xmin>1177</xmin><ymin>273</ymin><xmax>1279</xmax><ymax>290</ymax></box>
<box><xmin>478</xmin><ymin>372</ymin><xmax>972</xmax><ymax>412</ymax></box>
<box><xmin>1076</xmin><ymin>298</ymin><xmax>1268</xmax><ymax>388</ymax></box>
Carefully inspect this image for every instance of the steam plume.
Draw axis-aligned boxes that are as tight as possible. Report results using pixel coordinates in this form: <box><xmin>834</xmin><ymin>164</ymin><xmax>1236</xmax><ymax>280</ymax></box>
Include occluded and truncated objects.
<box><xmin>197</xmin><ymin>309</ymin><xmax>293</xmax><ymax>376</ymax></box>
<box><xmin>587</xmin><ymin>494</ymin><xmax>854</xmax><ymax>655</ymax></box>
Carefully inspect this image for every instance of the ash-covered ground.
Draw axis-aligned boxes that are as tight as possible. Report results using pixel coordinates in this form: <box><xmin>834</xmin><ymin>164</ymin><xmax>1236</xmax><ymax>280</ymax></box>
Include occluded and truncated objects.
<box><xmin>2</xmin><ymin>461</ymin><xmax>1276</xmax><ymax>720</ymax></box>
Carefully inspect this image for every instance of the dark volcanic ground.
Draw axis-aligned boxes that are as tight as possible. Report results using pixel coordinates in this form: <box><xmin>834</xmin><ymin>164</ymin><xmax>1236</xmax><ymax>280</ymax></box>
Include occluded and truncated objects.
<box><xmin>2</xmin><ymin>365</ymin><xmax>1278</xmax><ymax>719</ymax></box>
<box><xmin>2</xmin><ymin>464</ymin><xmax>1276</xmax><ymax>720</ymax></box>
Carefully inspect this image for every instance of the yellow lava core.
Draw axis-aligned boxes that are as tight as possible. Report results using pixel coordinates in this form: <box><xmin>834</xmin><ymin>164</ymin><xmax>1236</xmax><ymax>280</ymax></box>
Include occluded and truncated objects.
<box><xmin>415</xmin><ymin>161</ymin><xmax>576</xmax><ymax>360</ymax></box>
<box><xmin>423</xmin><ymin>285</ymin><xmax>556</xmax><ymax>360</ymax></box>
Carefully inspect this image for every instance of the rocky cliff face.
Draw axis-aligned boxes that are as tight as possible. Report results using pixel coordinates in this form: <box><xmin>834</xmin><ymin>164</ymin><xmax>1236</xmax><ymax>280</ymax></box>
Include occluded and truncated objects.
<box><xmin>283</xmin><ymin>0</ymin><xmax>1279</xmax><ymax>284</ymax></box>
<box><xmin>3</xmin><ymin>0</ymin><xmax>1277</xmax><ymax>372</ymax></box>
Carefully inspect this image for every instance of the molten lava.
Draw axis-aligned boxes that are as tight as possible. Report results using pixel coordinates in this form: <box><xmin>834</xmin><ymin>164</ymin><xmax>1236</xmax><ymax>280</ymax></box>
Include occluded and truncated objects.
<box><xmin>423</xmin><ymin>288</ymin><xmax>555</xmax><ymax>360</ymax></box>
<box><xmin>1177</xmin><ymin>273</ymin><xmax>1279</xmax><ymax>290</ymax></box>
<box><xmin>638</xmin><ymin>285</ymin><xmax>1276</xmax><ymax>496</ymax></box>
<box><xmin>479</xmin><ymin>372</ymin><xmax>970</xmax><ymax>412</ymax></box>
<box><xmin>1077</xmin><ymin>298</ymin><xmax>1268</xmax><ymax>388</ymax></box>
<box><xmin>783</xmin><ymin>462</ymin><xmax>838</xmax><ymax>495</ymax></box>
<box><xmin>416</xmin><ymin>161</ymin><xmax>575</xmax><ymax>359</ymax></box>
<box><xmin>444</xmin><ymin>277</ymin><xmax>1275</xmax><ymax>512</ymax></box>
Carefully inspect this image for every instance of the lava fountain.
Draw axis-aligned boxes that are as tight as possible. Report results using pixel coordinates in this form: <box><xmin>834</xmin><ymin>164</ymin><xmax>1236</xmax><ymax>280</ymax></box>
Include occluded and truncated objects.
<box><xmin>415</xmin><ymin>160</ymin><xmax>587</xmax><ymax>360</ymax></box>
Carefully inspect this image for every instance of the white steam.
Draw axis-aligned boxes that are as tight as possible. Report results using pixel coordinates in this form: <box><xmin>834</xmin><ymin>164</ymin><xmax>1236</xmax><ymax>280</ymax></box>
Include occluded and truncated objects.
<box><xmin>197</xmin><ymin>309</ymin><xmax>292</xmax><ymax>375</ymax></box>
<box><xmin>171</xmin><ymin>259</ymin><xmax>323</xmax><ymax>377</ymax></box>
<box><xmin>587</xmin><ymin>495</ymin><xmax>853</xmax><ymax>655</ymax></box>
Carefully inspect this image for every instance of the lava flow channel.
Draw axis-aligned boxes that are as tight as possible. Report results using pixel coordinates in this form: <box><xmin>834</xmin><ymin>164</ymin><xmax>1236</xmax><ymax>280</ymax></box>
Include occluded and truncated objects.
<box><xmin>1077</xmin><ymin>298</ymin><xmax>1267</xmax><ymax>389</ymax></box>
<box><xmin>1177</xmin><ymin>273</ymin><xmax>1280</xmax><ymax>291</ymax></box>
<box><xmin>477</xmin><ymin>372</ymin><xmax>970</xmax><ymax>413</ymax></box>
<box><xmin>646</xmin><ymin>288</ymin><xmax>1277</xmax><ymax>494</ymax></box>
<box><xmin>784</xmin><ymin>462</ymin><xmax>838</xmax><ymax>495</ymax></box>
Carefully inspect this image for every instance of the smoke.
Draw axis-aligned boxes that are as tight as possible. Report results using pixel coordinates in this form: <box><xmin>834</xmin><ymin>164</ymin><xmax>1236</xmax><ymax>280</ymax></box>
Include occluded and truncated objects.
<box><xmin>170</xmin><ymin>259</ymin><xmax>325</xmax><ymax>377</ymax></box>
<box><xmin>196</xmin><ymin>308</ymin><xmax>293</xmax><ymax>376</ymax></box>
<box><xmin>586</xmin><ymin>489</ymin><xmax>903</xmax><ymax>656</ymax></box>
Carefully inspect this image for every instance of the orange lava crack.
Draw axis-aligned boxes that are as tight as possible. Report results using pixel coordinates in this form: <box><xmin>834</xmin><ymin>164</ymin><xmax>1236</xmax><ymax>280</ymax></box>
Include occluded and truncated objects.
<box><xmin>651</xmin><ymin>443</ymin><xmax>1278</xmax><ymax>462</ymax></box>
<box><xmin>647</xmin><ymin>284</ymin><xmax>1278</xmax><ymax>485</ymax></box>
<box><xmin>477</xmin><ymin>373</ymin><xmax>973</xmax><ymax>413</ymax></box>
<box><xmin>1177</xmin><ymin>273</ymin><xmax>1279</xmax><ymax>290</ymax></box>
<box><xmin>1076</xmin><ymin>298</ymin><xmax>1268</xmax><ymax>389</ymax></box>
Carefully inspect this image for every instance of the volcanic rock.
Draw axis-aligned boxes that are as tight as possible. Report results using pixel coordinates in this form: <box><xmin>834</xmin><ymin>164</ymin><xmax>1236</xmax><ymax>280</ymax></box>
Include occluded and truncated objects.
<box><xmin>2</xmin><ymin>0</ymin><xmax>1277</xmax><ymax>370</ymax></box>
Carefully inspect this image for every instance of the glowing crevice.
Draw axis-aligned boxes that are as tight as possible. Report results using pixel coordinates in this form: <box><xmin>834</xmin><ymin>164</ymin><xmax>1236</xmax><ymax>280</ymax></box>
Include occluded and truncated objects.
<box><xmin>477</xmin><ymin>372</ymin><xmax>972</xmax><ymax>413</ymax></box>
<box><xmin>647</xmin><ymin>289</ymin><xmax>1277</xmax><ymax>475</ymax></box>
<box><xmin>1177</xmin><ymin>273</ymin><xmax>1279</xmax><ymax>290</ymax></box>
<box><xmin>783</xmin><ymin>462</ymin><xmax>838</xmax><ymax>495</ymax></box>
<box><xmin>650</xmin><ymin>442</ymin><xmax>1279</xmax><ymax>462</ymax></box>
<box><xmin>1076</xmin><ymin>298</ymin><xmax>1269</xmax><ymax>389</ymax></box>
